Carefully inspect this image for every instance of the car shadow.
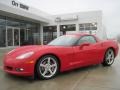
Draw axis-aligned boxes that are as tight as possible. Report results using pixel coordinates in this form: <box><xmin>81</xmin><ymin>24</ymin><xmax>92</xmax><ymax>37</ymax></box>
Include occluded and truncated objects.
<box><xmin>58</xmin><ymin>64</ymin><xmax>101</xmax><ymax>77</ymax></box>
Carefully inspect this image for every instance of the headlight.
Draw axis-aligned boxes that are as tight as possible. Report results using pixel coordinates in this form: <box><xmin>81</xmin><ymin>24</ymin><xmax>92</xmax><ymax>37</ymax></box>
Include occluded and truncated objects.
<box><xmin>16</xmin><ymin>52</ymin><xmax>34</xmax><ymax>60</ymax></box>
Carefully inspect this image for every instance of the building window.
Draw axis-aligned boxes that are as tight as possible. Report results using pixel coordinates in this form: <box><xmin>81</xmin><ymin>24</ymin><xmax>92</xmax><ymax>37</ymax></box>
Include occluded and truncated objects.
<box><xmin>0</xmin><ymin>15</ymin><xmax>40</xmax><ymax>47</ymax></box>
<box><xmin>6</xmin><ymin>17</ymin><xmax>20</xmax><ymax>27</ymax></box>
<box><xmin>79</xmin><ymin>22</ymin><xmax>97</xmax><ymax>30</ymax></box>
<box><xmin>60</xmin><ymin>24</ymin><xmax>76</xmax><ymax>35</ymax></box>
<box><xmin>0</xmin><ymin>15</ymin><xmax>6</xmax><ymax>26</ymax></box>
<box><xmin>79</xmin><ymin>22</ymin><xmax>97</xmax><ymax>34</ymax></box>
<box><xmin>43</xmin><ymin>26</ymin><xmax>57</xmax><ymax>44</ymax></box>
<box><xmin>0</xmin><ymin>15</ymin><xmax>6</xmax><ymax>47</ymax></box>
<box><xmin>0</xmin><ymin>26</ymin><xmax>6</xmax><ymax>47</ymax></box>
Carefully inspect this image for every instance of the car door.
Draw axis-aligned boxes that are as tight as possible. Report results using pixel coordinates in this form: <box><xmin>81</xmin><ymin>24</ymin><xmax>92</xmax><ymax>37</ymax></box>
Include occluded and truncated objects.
<box><xmin>72</xmin><ymin>35</ymin><xmax>100</xmax><ymax>67</ymax></box>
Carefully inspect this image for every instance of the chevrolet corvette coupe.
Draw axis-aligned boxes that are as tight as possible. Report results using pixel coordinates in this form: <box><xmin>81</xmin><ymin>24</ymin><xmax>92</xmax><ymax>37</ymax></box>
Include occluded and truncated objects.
<box><xmin>4</xmin><ymin>34</ymin><xmax>119</xmax><ymax>79</ymax></box>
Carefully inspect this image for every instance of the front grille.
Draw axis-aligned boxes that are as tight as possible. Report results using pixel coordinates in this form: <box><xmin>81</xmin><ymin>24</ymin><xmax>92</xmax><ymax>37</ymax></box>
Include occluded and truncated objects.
<box><xmin>5</xmin><ymin>66</ymin><xmax>13</xmax><ymax>71</ymax></box>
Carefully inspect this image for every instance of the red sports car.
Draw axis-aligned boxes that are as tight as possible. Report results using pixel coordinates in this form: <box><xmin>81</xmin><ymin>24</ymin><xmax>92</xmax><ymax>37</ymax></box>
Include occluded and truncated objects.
<box><xmin>4</xmin><ymin>34</ymin><xmax>119</xmax><ymax>79</ymax></box>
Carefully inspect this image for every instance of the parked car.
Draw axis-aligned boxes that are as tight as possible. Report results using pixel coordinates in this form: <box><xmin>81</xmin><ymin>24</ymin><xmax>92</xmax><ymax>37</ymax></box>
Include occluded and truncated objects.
<box><xmin>4</xmin><ymin>33</ymin><xmax>119</xmax><ymax>79</ymax></box>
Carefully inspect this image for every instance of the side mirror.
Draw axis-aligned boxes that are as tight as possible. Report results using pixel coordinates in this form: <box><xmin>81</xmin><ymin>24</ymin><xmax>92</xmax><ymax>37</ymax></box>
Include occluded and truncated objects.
<box><xmin>79</xmin><ymin>42</ymin><xmax>90</xmax><ymax>49</ymax></box>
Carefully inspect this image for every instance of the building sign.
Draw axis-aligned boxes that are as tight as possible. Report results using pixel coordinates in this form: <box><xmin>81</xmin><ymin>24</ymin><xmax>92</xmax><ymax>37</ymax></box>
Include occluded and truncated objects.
<box><xmin>55</xmin><ymin>15</ymin><xmax>78</xmax><ymax>22</ymax></box>
<box><xmin>12</xmin><ymin>0</ymin><xmax>29</xmax><ymax>10</ymax></box>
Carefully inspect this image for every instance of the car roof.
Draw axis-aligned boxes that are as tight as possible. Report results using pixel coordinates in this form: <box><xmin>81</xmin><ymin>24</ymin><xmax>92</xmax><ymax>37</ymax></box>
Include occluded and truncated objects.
<box><xmin>64</xmin><ymin>33</ymin><xmax>100</xmax><ymax>42</ymax></box>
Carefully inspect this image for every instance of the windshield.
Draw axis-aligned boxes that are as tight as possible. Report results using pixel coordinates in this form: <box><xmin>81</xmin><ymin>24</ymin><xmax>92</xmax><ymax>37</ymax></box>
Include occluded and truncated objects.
<box><xmin>48</xmin><ymin>35</ymin><xmax>79</xmax><ymax>46</ymax></box>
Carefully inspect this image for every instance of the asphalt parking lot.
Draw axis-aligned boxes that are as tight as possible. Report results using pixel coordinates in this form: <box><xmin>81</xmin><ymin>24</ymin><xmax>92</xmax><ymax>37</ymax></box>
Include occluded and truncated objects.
<box><xmin>0</xmin><ymin>46</ymin><xmax>120</xmax><ymax>90</ymax></box>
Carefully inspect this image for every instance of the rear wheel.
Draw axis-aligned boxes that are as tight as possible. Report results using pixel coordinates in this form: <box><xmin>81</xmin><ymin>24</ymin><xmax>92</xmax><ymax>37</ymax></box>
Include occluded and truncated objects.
<box><xmin>102</xmin><ymin>49</ymin><xmax>115</xmax><ymax>66</ymax></box>
<box><xmin>36</xmin><ymin>55</ymin><xmax>59</xmax><ymax>80</ymax></box>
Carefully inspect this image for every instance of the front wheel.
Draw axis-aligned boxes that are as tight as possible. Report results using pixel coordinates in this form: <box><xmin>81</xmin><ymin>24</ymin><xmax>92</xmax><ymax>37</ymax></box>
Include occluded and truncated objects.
<box><xmin>36</xmin><ymin>55</ymin><xmax>59</xmax><ymax>80</ymax></box>
<box><xmin>102</xmin><ymin>49</ymin><xmax>115</xmax><ymax>66</ymax></box>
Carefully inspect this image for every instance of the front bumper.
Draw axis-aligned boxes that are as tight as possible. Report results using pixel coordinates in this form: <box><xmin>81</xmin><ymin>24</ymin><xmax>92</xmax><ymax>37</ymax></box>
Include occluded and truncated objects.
<box><xmin>4</xmin><ymin>57</ymin><xmax>35</xmax><ymax>76</ymax></box>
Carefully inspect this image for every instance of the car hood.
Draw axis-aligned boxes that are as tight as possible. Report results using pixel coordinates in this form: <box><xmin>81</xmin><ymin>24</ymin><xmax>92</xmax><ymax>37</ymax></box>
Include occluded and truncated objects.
<box><xmin>6</xmin><ymin>45</ymin><xmax>60</xmax><ymax>58</ymax></box>
<box><xmin>6</xmin><ymin>45</ymin><xmax>39</xmax><ymax>57</ymax></box>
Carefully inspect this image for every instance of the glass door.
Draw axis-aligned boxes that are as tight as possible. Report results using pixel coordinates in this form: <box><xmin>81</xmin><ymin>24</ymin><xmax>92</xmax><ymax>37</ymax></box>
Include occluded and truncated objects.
<box><xmin>6</xmin><ymin>27</ymin><xmax>20</xmax><ymax>46</ymax></box>
<box><xmin>14</xmin><ymin>28</ymin><xmax>20</xmax><ymax>46</ymax></box>
<box><xmin>20</xmin><ymin>28</ymin><xmax>26</xmax><ymax>45</ymax></box>
<box><xmin>7</xmin><ymin>27</ymin><xmax>13</xmax><ymax>46</ymax></box>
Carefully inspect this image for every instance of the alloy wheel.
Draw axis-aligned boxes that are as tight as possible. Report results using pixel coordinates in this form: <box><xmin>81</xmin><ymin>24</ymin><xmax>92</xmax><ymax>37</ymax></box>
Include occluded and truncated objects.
<box><xmin>105</xmin><ymin>49</ymin><xmax>115</xmax><ymax>65</ymax></box>
<box><xmin>38</xmin><ymin>56</ymin><xmax>58</xmax><ymax>78</ymax></box>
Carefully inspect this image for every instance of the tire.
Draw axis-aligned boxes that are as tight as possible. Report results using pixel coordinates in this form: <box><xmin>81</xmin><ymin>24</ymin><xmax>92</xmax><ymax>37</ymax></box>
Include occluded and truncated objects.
<box><xmin>102</xmin><ymin>48</ymin><xmax>115</xmax><ymax>66</ymax></box>
<box><xmin>36</xmin><ymin>55</ymin><xmax>59</xmax><ymax>80</ymax></box>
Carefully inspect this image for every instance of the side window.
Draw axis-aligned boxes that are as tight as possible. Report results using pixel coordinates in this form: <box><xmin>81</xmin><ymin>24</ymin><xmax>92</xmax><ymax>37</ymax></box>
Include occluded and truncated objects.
<box><xmin>77</xmin><ymin>35</ymin><xmax>96</xmax><ymax>45</ymax></box>
<box><xmin>88</xmin><ymin>36</ymin><xmax>97</xmax><ymax>43</ymax></box>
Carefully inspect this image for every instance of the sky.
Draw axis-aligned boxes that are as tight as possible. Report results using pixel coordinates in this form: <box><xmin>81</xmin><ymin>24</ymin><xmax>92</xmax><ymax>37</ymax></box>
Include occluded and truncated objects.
<box><xmin>18</xmin><ymin>0</ymin><xmax>120</xmax><ymax>38</ymax></box>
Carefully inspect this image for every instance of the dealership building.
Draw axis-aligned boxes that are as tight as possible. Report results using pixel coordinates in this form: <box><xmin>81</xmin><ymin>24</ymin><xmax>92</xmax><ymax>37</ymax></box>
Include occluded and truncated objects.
<box><xmin>0</xmin><ymin>0</ymin><xmax>106</xmax><ymax>47</ymax></box>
